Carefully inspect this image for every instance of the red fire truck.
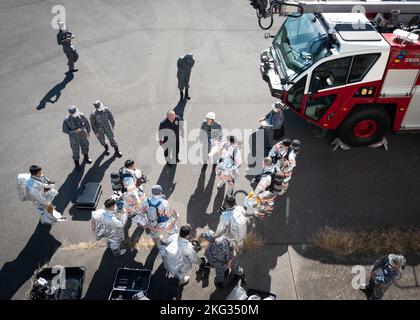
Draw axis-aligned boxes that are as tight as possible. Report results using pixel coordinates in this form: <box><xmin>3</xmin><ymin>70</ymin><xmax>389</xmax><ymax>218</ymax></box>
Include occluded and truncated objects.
<box><xmin>254</xmin><ymin>1</ymin><xmax>420</xmax><ymax>145</ymax></box>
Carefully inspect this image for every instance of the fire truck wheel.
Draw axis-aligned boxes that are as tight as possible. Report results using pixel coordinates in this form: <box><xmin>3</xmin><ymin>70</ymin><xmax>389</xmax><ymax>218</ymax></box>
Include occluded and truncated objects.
<box><xmin>338</xmin><ymin>106</ymin><xmax>390</xmax><ymax>146</ymax></box>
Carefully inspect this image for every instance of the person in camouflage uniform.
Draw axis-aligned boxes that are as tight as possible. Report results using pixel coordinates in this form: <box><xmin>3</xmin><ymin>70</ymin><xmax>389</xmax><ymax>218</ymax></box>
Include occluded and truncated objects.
<box><xmin>177</xmin><ymin>53</ymin><xmax>195</xmax><ymax>101</ymax></box>
<box><xmin>62</xmin><ymin>105</ymin><xmax>92</xmax><ymax>167</ymax></box>
<box><xmin>90</xmin><ymin>100</ymin><xmax>122</xmax><ymax>157</ymax></box>
<box><xmin>57</xmin><ymin>21</ymin><xmax>79</xmax><ymax>73</ymax></box>
<box><xmin>202</xmin><ymin>230</ymin><xmax>246</xmax><ymax>290</ymax></box>
<box><xmin>364</xmin><ymin>254</ymin><xmax>406</xmax><ymax>300</ymax></box>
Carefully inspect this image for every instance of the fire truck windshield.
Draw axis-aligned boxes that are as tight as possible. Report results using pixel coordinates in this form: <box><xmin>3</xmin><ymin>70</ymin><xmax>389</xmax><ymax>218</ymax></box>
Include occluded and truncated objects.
<box><xmin>273</xmin><ymin>14</ymin><xmax>331</xmax><ymax>81</ymax></box>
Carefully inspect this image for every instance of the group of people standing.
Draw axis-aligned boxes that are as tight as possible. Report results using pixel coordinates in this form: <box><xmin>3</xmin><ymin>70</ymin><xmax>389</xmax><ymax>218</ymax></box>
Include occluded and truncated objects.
<box><xmin>16</xmin><ymin>22</ymin><xmax>407</xmax><ymax>299</ymax></box>
<box><xmin>62</xmin><ymin>102</ymin><xmax>123</xmax><ymax>167</ymax></box>
<box><xmin>19</xmin><ymin>160</ymin><xmax>407</xmax><ymax>298</ymax></box>
<box><xmin>90</xmin><ymin>162</ymin><xmax>247</xmax><ymax>289</ymax></box>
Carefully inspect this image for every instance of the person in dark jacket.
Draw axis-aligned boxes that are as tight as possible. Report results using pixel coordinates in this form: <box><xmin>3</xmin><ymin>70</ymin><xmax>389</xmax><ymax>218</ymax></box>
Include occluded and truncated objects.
<box><xmin>57</xmin><ymin>21</ymin><xmax>78</xmax><ymax>73</ymax></box>
<box><xmin>364</xmin><ymin>254</ymin><xmax>406</xmax><ymax>300</ymax></box>
<box><xmin>177</xmin><ymin>53</ymin><xmax>195</xmax><ymax>101</ymax></box>
<box><xmin>259</xmin><ymin>102</ymin><xmax>285</xmax><ymax>155</ymax></box>
<box><xmin>159</xmin><ymin>110</ymin><xmax>184</xmax><ymax>165</ymax></box>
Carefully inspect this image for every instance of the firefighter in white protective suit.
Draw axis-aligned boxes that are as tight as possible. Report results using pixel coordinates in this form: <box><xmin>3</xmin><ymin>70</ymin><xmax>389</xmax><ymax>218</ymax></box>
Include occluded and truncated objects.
<box><xmin>243</xmin><ymin>157</ymin><xmax>276</xmax><ymax>218</ymax></box>
<box><xmin>253</xmin><ymin>157</ymin><xmax>276</xmax><ymax>197</ymax></box>
<box><xmin>121</xmin><ymin>159</ymin><xmax>147</xmax><ymax>201</ymax></box>
<box><xmin>91</xmin><ymin>198</ymin><xmax>128</xmax><ymax>256</ymax></box>
<box><xmin>160</xmin><ymin>225</ymin><xmax>203</xmax><ymax>286</ymax></box>
<box><xmin>23</xmin><ymin>165</ymin><xmax>63</xmax><ymax>226</ymax></box>
<box><xmin>215</xmin><ymin>195</ymin><xmax>248</xmax><ymax>255</ymax></box>
<box><xmin>216</xmin><ymin>135</ymin><xmax>242</xmax><ymax>194</ymax></box>
<box><xmin>133</xmin><ymin>185</ymin><xmax>178</xmax><ymax>246</ymax></box>
<box><xmin>268</xmin><ymin>138</ymin><xmax>299</xmax><ymax>195</ymax></box>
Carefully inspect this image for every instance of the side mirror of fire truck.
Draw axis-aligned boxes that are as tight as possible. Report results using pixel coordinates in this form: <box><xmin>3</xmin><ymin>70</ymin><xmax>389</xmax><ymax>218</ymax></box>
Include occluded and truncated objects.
<box><xmin>281</xmin><ymin>3</ymin><xmax>303</xmax><ymax>18</ymax></box>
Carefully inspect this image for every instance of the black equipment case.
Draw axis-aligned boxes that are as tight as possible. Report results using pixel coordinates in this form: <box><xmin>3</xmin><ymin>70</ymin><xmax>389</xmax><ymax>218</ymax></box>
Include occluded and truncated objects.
<box><xmin>108</xmin><ymin>268</ymin><xmax>151</xmax><ymax>300</ymax></box>
<box><xmin>29</xmin><ymin>267</ymin><xmax>86</xmax><ymax>300</ymax></box>
<box><xmin>74</xmin><ymin>182</ymin><xmax>102</xmax><ymax>209</ymax></box>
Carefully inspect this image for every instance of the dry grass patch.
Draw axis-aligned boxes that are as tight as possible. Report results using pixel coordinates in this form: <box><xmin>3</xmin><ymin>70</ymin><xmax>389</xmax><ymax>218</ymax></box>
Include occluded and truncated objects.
<box><xmin>244</xmin><ymin>231</ymin><xmax>264</xmax><ymax>250</ymax></box>
<box><xmin>61</xmin><ymin>240</ymin><xmax>107</xmax><ymax>250</ymax></box>
<box><xmin>312</xmin><ymin>226</ymin><xmax>420</xmax><ymax>256</ymax></box>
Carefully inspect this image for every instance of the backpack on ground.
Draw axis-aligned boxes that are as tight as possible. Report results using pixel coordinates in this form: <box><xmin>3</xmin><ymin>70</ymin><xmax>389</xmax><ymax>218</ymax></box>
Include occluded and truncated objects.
<box><xmin>17</xmin><ymin>173</ymin><xmax>31</xmax><ymax>201</ymax></box>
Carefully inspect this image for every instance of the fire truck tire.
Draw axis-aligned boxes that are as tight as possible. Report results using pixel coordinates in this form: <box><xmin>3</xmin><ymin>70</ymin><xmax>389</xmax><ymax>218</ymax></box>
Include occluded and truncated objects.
<box><xmin>337</xmin><ymin>106</ymin><xmax>390</xmax><ymax>146</ymax></box>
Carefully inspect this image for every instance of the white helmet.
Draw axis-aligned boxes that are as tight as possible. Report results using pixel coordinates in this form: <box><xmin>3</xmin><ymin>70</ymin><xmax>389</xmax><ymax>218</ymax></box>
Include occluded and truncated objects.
<box><xmin>57</xmin><ymin>21</ymin><xmax>66</xmax><ymax>30</ymax></box>
<box><xmin>206</xmin><ymin>112</ymin><xmax>216</xmax><ymax>120</ymax></box>
<box><xmin>389</xmin><ymin>254</ymin><xmax>406</xmax><ymax>268</ymax></box>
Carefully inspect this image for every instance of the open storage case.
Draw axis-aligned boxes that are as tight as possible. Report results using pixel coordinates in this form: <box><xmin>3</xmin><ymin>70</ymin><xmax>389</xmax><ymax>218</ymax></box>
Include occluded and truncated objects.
<box><xmin>109</xmin><ymin>267</ymin><xmax>152</xmax><ymax>300</ymax></box>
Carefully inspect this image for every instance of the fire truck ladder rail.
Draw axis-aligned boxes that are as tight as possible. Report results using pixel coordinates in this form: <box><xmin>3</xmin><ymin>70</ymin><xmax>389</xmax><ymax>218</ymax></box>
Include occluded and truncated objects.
<box><xmin>251</xmin><ymin>0</ymin><xmax>420</xmax><ymax>29</ymax></box>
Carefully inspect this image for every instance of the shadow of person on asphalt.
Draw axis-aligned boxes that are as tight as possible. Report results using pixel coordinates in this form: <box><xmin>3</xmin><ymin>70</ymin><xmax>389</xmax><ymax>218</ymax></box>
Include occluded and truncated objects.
<box><xmin>212</xmin><ymin>184</ymin><xmax>227</xmax><ymax>215</ymax></box>
<box><xmin>174</xmin><ymin>99</ymin><xmax>187</xmax><ymax>121</ymax></box>
<box><xmin>52</xmin><ymin>165</ymin><xmax>86</xmax><ymax>216</ymax></box>
<box><xmin>84</xmin><ymin>245</ymin><xmax>167</xmax><ymax>300</ymax></box>
<box><xmin>156</xmin><ymin>163</ymin><xmax>177</xmax><ymax>200</ymax></box>
<box><xmin>0</xmin><ymin>223</ymin><xmax>62</xmax><ymax>299</ymax></box>
<box><xmin>186</xmin><ymin>165</ymin><xmax>220</xmax><ymax>237</ymax></box>
<box><xmin>246</xmin><ymin>130</ymin><xmax>265</xmax><ymax>179</ymax></box>
<box><xmin>69</xmin><ymin>151</ymin><xmax>116</xmax><ymax>221</ymax></box>
<box><xmin>36</xmin><ymin>72</ymin><xmax>74</xmax><ymax>110</ymax></box>
<box><xmin>148</xmin><ymin>262</ymin><xmax>180</xmax><ymax>300</ymax></box>
<box><xmin>209</xmin><ymin>275</ymin><xmax>244</xmax><ymax>300</ymax></box>
<box><xmin>84</xmin><ymin>249</ymin><xmax>144</xmax><ymax>300</ymax></box>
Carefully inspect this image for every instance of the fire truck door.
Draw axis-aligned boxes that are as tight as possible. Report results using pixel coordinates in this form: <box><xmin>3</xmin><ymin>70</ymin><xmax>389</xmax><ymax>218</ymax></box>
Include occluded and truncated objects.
<box><xmin>303</xmin><ymin>57</ymin><xmax>352</xmax><ymax>123</ymax></box>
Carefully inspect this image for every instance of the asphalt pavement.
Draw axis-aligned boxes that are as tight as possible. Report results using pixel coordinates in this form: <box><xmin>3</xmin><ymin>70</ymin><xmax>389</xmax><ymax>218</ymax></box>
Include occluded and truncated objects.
<box><xmin>0</xmin><ymin>0</ymin><xmax>419</xmax><ymax>300</ymax></box>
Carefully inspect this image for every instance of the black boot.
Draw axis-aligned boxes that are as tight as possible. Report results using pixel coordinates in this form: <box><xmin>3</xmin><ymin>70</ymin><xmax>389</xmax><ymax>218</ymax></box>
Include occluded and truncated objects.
<box><xmin>179</xmin><ymin>90</ymin><xmax>184</xmax><ymax>101</ymax></box>
<box><xmin>185</xmin><ymin>88</ymin><xmax>190</xmax><ymax>100</ymax></box>
<box><xmin>114</xmin><ymin>147</ymin><xmax>123</xmax><ymax>158</ymax></box>
<box><xmin>240</xmin><ymin>274</ymin><xmax>247</xmax><ymax>286</ymax></box>
<box><xmin>233</xmin><ymin>273</ymin><xmax>247</xmax><ymax>286</ymax></box>
<box><xmin>84</xmin><ymin>154</ymin><xmax>92</xmax><ymax>164</ymax></box>
<box><xmin>104</xmin><ymin>144</ymin><xmax>110</xmax><ymax>156</ymax></box>
<box><xmin>74</xmin><ymin>159</ymin><xmax>80</xmax><ymax>167</ymax></box>
<box><xmin>215</xmin><ymin>281</ymin><xmax>224</xmax><ymax>290</ymax></box>
<box><xmin>224</xmin><ymin>269</ymin><xmax>230</xmax><ymax>278</ymax></box>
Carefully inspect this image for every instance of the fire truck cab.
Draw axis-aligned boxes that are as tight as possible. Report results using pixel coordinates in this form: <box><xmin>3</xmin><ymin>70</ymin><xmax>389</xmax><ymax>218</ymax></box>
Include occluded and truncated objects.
<box><xmin>260</xmin><ymin>12</ymin><xmax>420</xmax><ymax>145</ymax></box>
